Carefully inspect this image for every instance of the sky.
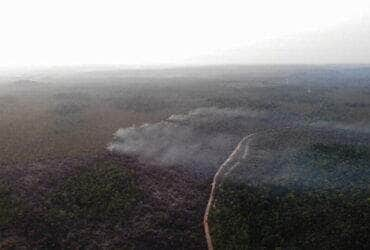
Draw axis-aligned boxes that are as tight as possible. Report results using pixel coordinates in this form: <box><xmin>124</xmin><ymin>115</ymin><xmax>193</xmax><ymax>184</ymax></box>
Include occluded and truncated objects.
<box><xmin>0</xmin><ymin>0</ymin><xmax>370</xmax><ymax>68</ymax></box>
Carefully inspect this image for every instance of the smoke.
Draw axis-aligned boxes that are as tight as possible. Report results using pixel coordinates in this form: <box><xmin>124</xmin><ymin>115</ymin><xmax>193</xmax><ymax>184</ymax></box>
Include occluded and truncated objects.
<box><xmin>108</xmin><ymin>107</ymin><xmax>265</xmax><ymax>176</ymax></box>
<box><xmin>310</xmin><ymin>120</ymin><xmax>370</xmax><ymax>134</ymax></box>
<box><xmin>224</xmin><ymin>126</ymin><xmax>370</xmax><ymax>190</ymax></box>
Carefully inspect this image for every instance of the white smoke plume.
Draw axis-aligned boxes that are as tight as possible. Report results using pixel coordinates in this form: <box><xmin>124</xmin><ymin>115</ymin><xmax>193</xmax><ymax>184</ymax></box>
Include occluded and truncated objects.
<box><xmin>108</xmin><ymin>107</ymin><xmax>265</xmax><ymax>176</ymax></box>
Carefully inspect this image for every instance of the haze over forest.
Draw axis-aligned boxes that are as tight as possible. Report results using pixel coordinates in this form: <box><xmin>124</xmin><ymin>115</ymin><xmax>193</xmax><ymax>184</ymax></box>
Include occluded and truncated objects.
<box><xmin>1</xmin><ymin>1</ymin><xmax>370</xmax><ymax>249</ymax></box>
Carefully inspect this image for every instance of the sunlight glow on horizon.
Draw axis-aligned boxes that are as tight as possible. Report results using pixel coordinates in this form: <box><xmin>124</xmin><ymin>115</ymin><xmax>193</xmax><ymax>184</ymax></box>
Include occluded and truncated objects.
<box><xmin>0</xmin><ymin>0</ymin><xmax>370</xmax><ymax>67</ymax></box>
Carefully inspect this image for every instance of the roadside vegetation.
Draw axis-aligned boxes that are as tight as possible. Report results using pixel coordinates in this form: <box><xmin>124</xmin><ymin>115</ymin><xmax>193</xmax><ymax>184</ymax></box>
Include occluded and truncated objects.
<box><xmin>210</xmin><ymin>142</ymin><xmax>370</xmax><ymax>249</ymax></box>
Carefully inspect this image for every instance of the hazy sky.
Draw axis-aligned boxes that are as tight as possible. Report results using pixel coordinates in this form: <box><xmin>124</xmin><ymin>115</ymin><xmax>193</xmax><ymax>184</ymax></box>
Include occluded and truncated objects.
<box><xmin>1</xmin><ymin>0</ymin><xmax>370</xmax><ymax>67</ymax></box>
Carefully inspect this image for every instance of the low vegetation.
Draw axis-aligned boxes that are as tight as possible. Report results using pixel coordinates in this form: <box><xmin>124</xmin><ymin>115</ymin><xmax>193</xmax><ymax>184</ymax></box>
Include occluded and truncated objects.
<box><xmin>1</xmin><ymin>66</ymin><xmax>370</xmax><ymax>248</ymax></box>
<box><xmin>0</xmin><ymin>163</ymin><xmax>141</xmax><ymax>248</ymax></box>
<box><xmin>47</xmin><ymin>163</ymin><xmax>140</xmax><ymax>224</ymax></box>
<box><xmin>0</xmin><ymin>182</ymin><xmax>21</xmax><ymax>227</ymax></box>
<box><xmin>210</xmin><ymin>143</ymin><xmax>370</xmax><ymax>249</ymax></box>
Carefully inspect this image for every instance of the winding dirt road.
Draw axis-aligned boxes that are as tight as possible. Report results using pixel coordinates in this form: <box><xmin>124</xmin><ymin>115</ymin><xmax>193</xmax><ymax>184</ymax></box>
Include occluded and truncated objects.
<box><xmin>203</xmin><ymin>133</ymin><xmax>255</xmax><ymax>250</ymax></box>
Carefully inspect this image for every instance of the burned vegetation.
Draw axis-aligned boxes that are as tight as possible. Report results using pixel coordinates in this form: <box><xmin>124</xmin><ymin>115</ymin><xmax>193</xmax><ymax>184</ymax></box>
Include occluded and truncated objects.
<box><xmin>0</xmin><ymin>153</ymin><xmax>208</xmax><ymax>249</ymax></box>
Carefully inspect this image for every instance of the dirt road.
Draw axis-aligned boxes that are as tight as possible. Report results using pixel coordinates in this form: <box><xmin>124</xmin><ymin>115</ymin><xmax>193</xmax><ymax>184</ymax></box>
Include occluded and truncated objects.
<box><xmin>203</xmin><ymin>133</ymin><xmax>255</xmax><ymax>250</ymax></box>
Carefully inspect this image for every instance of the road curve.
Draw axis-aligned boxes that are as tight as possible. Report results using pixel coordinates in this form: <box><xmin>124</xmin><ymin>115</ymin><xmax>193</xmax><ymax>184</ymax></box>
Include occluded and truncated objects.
<box><xmin>203</xmin><ymin>133</ymin><xmax>255</xmax><ymax>250</ymax></box>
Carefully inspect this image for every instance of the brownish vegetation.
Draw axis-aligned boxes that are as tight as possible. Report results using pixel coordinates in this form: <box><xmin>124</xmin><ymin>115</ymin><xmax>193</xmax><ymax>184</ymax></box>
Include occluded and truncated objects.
<box><xmin>0</xmin><ymin>153</ymin><xmax>208</xmax><ymax>249</ymax></box>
